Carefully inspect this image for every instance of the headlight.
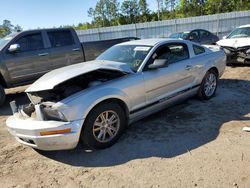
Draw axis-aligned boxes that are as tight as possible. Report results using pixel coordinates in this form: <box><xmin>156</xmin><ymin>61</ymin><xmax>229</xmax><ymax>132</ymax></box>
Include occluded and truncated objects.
<box><xmin>246</xmin><ymin>48</ymin><xmax>250</xmax><ymax>54</ymax></box>
<box><xmin>42</xmin><ymin>107</ymin><xmax>68</xmax><ymax>122</ymax></box>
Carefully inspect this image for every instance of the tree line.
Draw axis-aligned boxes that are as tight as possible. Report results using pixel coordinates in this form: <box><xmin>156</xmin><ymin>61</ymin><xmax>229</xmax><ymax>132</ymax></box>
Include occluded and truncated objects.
<box><xmin>0</xmin><ymin>20</ymin><xmax>22</xmax><ymax>38</ymax></box>
<box><xmin>74</xmin><ymin>0</ymin><xmax>250</xmax><ymax>30</ymax></box>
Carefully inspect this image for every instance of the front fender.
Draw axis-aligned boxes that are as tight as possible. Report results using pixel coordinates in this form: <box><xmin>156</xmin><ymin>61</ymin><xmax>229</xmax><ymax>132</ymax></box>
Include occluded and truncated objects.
<box><xmin>55</xmin><ymin>87</ymin><xmax>130</xmax><ymax>122</ymax></box>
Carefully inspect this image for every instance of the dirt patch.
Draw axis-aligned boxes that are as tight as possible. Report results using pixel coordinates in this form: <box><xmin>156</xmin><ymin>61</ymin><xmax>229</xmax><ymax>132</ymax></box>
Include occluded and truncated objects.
<box><xmin>0</xmin><ymin>66</ymin><xmax>250</xmax><ymax>188</ymax></box>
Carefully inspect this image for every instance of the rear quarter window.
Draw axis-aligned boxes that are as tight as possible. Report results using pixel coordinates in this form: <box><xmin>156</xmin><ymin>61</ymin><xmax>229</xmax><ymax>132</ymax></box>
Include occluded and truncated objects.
<box><xmin>193</xmin><ymin>45</ymin><xmax>205</xmax><ymax>55</ymax></box>
<box><xmin>48</xmin><ymin>30</ymin><xmax>75</xmax><ymax>47</ymax></box>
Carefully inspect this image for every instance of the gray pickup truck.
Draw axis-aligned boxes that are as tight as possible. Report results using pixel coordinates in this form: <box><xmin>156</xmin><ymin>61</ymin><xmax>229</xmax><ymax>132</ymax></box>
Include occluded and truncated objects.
<box><xmin>0</xmin><ymin>28</ymin><xmax>137</xmax><ymax>105</ymax></box>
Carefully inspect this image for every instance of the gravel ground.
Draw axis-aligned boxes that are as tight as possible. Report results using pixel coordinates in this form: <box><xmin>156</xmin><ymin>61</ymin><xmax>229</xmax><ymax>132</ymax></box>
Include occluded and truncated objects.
<box><xmin>0</xmin><ymin>66</ymin><xmax>250</xmax><ymax>188</ymax></box>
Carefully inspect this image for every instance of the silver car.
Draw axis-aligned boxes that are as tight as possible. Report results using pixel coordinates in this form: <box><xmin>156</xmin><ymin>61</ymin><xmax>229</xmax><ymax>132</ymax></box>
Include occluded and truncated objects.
<box><xmin>6</xmin><ymin>39</ymin><xmax>226</xmax><ymax>150</ymax></box>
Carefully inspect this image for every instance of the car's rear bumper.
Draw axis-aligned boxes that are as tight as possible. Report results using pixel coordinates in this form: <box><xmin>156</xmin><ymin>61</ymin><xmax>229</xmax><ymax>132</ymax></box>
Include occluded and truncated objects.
<box><xmin>6</xmin><ymin>114</ymin><xmax>84</xmax><ymax>151</ymax></box>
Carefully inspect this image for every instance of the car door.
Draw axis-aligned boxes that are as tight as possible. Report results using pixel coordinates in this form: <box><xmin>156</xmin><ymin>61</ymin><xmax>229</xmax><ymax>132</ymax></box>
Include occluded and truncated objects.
<box><xmin>142</xmin><ymin>42</ymin><xmax>196</xmax><ymax>104</ymax></box>
<box><xmin>2</xmin><ymin>32</ymin><xmax>50</xmax><ymax>85</ymax></box>
<box><xmin>47</xmin><ymin>29</ymin><xmax>83</xmax><ymax>69</ymax></box>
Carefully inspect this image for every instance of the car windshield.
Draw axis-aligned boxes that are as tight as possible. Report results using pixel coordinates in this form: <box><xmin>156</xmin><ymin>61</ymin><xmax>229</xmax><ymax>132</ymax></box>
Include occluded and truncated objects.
<box><xmin>227</xmin><ymin>27</ymin><xmax>250</xmax><ymax>39</ymax></box>
<box><xmin>0</xmin><ymin>33</ymin><xmax>16</xmax><ymax>51</ymax></box>
<box><xmin>169</xmin><ymin>32</ymin><xmax>190</xmax><ymax>39</ymax></box>
<box><xmin>97</xmin><ymin>45</ymin><xmax>152</xmax><ymax>72</ymax></box>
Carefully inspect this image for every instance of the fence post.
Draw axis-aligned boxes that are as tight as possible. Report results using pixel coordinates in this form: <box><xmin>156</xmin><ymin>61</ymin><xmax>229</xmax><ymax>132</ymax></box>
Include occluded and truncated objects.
<box><xmin>134</xmin><ymin>23</ymin><xmax>138</xmax><ymax>38</ymax></box>
<box><xmin>216</xmin><ymin>14</ymin><xmax>220</xmax><ymax>36</ymax></box>
<box><xmin>174</xmin><ymin>19</ymin><xmax>177</xmax><ymax>32</ymax></box>
<box><xmin>97</xmin><ymin>27</ymin><xmax>101</xmax><ymax>41</ymax></box>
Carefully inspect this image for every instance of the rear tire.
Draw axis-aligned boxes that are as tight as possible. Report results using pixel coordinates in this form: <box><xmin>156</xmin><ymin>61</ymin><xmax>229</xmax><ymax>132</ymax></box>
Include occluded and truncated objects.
<box><xmin>198</xmin><ymin>69</ymin><xmax>218</xmax><ymax>100</ymax></box>
<box><xmin>0</xmin><ymin>85</ymin><xmax>6</xmax><ymax>106</ymax></box>
<box><xmin>80</xmin><ymin>102</ymin><xmax>126</xmax><ymax>150</ymax></box>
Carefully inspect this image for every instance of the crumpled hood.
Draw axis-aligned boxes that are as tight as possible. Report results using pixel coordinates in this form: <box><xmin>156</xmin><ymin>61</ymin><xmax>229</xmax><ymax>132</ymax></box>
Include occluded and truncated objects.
<box><xmin>217</xmin><ymin>38</ymin><xmax>250</xmax><ymax>49</ymax></box>
<box><xmin>26</xmin><ymin>60</ymin><xmax>133</xmax><ymax>92</ymax></box>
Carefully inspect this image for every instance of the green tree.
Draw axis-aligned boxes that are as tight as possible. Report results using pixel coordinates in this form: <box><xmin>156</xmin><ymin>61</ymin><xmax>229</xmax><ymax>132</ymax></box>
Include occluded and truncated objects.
<box><xmin>138</xmin><ymin>0</ymin><xmax>150</xmax><ymax>22</ymax></box>
<box><xmin>121</xmin><ymin>0</ymin><xmax>140</xmax><ymax>24</ymax></box>
<box><xmin>88</xmin><ymin>0</ymin><xmax>119</xmax><ymax>27</ymax></box>
<box><xmin>0</xmin><ymin>20</ymin><xmax>22</xmax><ymax>38</ymax></box>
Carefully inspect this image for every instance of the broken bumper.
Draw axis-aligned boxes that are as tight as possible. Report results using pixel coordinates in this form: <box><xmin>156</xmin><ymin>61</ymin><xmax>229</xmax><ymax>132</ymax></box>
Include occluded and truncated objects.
<box><xmin>222</xmin><ymin>46</ymin><xmax>250</xmax><ymax>64</ymax></box>
<box><xmin>6</xmin><ymin>113</ymin><xmax>84</xmax><ymax>151</ymax></box>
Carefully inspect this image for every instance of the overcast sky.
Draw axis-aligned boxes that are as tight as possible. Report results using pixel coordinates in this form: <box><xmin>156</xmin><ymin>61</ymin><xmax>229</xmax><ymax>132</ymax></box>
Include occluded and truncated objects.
<box><xmin>0</xmin><ymin>0</ymin><xmax>158</xmax><ymax>30</ymax></box>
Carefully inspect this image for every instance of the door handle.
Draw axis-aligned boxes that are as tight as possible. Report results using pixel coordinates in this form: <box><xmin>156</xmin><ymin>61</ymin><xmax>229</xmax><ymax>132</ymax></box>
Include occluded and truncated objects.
<box><xmin>185</xmin><ymin>65</ymin><xmax>193</xmax><ymax>70</ymax></box>
<box><xmin>72</xmin><ymin>48</ymin><xmax>80</xmax><ymax>52</ymax></box>
<box><xmin>38</xmin><ymin>53</ymin><xmax>49</xmax><ymax>57</ymax></box>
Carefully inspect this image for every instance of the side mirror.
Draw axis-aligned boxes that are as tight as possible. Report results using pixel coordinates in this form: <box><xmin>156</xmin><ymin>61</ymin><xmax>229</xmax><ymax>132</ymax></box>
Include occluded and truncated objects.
<box><xmin>8</xmin><ymin>44</ymin><xmax>20</xmax><ymax>53</ymax></box>
<box><xmin>222</xmin><ymin>36</ymin><xmax>227</xmax><ymax>39</ymax></box>
<box><xmin>148</xmin><ymin>59</ymin><xmax>168</xmax><ymax>69</ymax></box>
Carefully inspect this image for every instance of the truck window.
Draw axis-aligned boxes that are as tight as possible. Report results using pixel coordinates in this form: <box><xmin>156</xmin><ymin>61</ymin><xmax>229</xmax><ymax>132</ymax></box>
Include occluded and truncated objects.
<box><xmin>15</xmin><ymin>33</ymin><xmax>44</xmax><ymax>52</ymax></box>
<box><xmin>48</xmin><ymin>30</ymin><xmax>74</xmax><ymax>47</ymax></box>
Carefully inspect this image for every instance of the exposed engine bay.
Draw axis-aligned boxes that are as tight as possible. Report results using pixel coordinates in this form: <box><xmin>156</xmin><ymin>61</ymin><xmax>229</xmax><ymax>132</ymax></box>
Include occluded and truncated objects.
<box><xmin>27</xmin><ymin>69</ymin><xmax>127</xmax><ymax>105</ymax></box>
<box><xmin>16</xmin><ymin>69</ymin><xmax>127</xmax><ymax>121</ymax></box>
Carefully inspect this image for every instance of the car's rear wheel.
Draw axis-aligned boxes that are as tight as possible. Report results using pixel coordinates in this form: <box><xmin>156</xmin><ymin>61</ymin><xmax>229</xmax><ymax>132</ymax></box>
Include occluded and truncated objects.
<box><xmin>80</xmin><ymin>102</ymin><xmax>126</xmax><ymax>149</ymax></box>
<box><xmin>198</xmin><ymin>69</ymin><xmax>218</xmax><ymax>100</ymax></box>
<box><xmin>0</xmin><ymin>85</ymin><xmax>6</xmax><ymax>106</ymax></box>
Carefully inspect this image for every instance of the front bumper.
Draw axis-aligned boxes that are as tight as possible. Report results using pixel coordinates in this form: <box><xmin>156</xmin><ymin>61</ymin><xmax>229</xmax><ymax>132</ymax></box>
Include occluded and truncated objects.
<box><xmin>6</xmin><ymin>113</ymin><xmax>84</xmax><ymax>151</ymax></box>
<box><xmin>222</xmin><ymin>46</ymin><xmax>250</xmax><ymax>64</ymax></box>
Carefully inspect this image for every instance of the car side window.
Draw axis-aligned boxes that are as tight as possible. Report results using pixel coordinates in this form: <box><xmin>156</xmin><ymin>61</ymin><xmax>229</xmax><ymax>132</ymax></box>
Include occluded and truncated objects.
<box><xmin>200</xmin><ymin>30</ymin><xmax>210</xmax><ymax>39</ymax></box>
<box><xmin>193</xmin><ymin>44</ymin><xmax>205</xmax><ymax>55</ymax></box>
<box><xmin>15</xmin><ymin>33</ymin><xmax>44</xmax><ymax>52</ymax></box>
<box><xmin>189</xmin><ymin>31</ymin><xmax>199</xmax><ymax>41</ymax></box>
<box><xmin>144</xmin><ymin>43</ymin><xmax>190</xmax><ymax>71</ymax></box>
<box><xmin>48</xmin><ymin>30</ymin><xmax>75</xmax><ymax>47</ymax></box>
<box><xmin>155</xmin><ymin>43</ymin><xmax>189</xmax><ymax>64</ymax></box>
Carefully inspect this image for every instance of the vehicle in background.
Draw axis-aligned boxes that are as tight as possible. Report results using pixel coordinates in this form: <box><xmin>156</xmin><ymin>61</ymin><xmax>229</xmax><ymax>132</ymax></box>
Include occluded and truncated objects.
<box><xmin>169</xmin><ymin>29</ymin><xmax>219</xmax><ymax>45</ymax></box>
<box><xmin>6</xmin><ymin>39</ymin><xmax>226</xmax><ymax>151</ymax></box>
<box><xmin>0</xmin><ymin>28</ymin><xmax>138</xmax><ymax>105</ymax></box>
<box><xmin>216</xmin><ymin>24</ymin><xmax>250</xmax><ymax>65</ymax></box>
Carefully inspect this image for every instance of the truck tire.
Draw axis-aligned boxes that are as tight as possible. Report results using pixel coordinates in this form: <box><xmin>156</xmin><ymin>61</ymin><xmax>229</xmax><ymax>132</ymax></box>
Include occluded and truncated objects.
<box><xmin>0</xmin><ymin>85</ymin><xmax>6</xmax><ymax>106</ymax></box>
<box><xmin>80</xmin><ymin>102</ymin><xmax>126</xmax><ymax>149</ymax></box>
<box><xmin>198</xmin><ymin>69</ymin><xmax>218</xmax><ymax>100</ymax></box>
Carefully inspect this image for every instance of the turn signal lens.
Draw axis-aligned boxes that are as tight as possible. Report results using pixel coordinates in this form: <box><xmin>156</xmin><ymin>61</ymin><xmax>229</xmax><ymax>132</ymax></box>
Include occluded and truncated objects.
<box><xmin>40</xmin><ymin>128</ymin><xmax>71</xmax><ymax>136</ymax></box>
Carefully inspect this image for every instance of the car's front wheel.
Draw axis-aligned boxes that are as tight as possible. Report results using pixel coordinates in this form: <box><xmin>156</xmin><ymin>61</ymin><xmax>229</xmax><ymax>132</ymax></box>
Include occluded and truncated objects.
<box><xmin>80</xmin><ymin>102</ymin><xmax>126</xmax><ymax>149</ymax></box>
<box><xmin>198</xmin><ymin>69</ymin><xmax>218</xmax><ymax>100</ymax></box>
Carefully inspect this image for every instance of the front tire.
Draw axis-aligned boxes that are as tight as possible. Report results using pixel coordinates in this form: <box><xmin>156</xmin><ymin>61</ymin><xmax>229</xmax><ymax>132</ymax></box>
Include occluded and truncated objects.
<box><xmin>0</xmin><ymin>85</ymin><xmax>6</xmax><ymax>106</ymax></box>
<box><xmin>198</xmin><ymin>69</ymin><xmax>218</xmax><ymax>100</ymax></box>
<box><xmin>80</xmin><ymin>102</ymin><xmax>126</xmax><ymax>149</ymax></box>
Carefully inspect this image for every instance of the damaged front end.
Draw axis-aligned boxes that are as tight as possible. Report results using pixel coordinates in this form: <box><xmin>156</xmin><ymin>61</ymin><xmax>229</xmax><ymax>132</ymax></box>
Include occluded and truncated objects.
<box><xmin>222</xmin><ymin>46</ymin><xmax>250</xmax><ymax>65</ymax></box>
<box><xmin>6</xmin><ymin>61</ymin><xmax>131</xmax><ymax>150</ymax></box>
<box><xmin>10</xmin><ymin>69</ymin><xmax>128</xmax><ymax>122</ymax></box>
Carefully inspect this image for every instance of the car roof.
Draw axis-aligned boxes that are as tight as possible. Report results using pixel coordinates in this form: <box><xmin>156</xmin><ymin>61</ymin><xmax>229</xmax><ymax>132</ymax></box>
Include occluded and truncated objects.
<box><xmin>238</xmin><ymin>24</ymin><xmax>250</xmax><ymax>28</ymax></box>
<box><xmin>116</xmin><ymin>38</ymin><xmax>185</xmax><ymax>46</ymax></box>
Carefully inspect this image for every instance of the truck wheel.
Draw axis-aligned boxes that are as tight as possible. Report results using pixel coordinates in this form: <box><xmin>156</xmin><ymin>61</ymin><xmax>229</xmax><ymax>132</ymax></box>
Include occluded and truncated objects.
<box><xmin>80</xmin><ymin>102</ymin><xmax>126</xmax><ymax>149</ymax></box>
<box><xmin>198</xmin><ymin>69</ymin><xmax>218</xmax><ymax>100</ymax></box>
<box><xmin>0</xmin><ymin>85</ymin><xmax>6</xmax><ymax>106</ymax></box>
